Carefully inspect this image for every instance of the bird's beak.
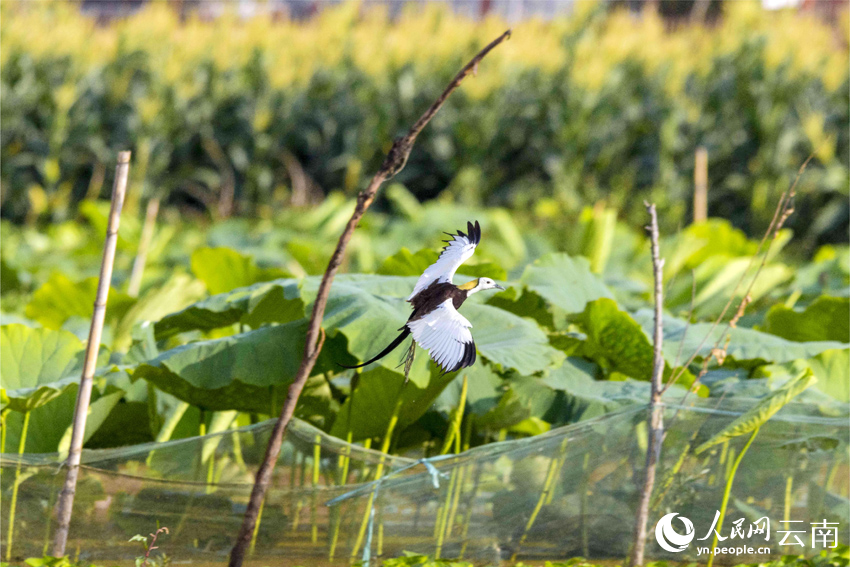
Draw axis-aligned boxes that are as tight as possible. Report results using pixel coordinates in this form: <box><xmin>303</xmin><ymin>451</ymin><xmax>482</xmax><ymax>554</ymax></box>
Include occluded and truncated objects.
<box><xmin>495</xmin><ymin>284</ymin><xmax>506</xmax><ymax>291</ymax></box>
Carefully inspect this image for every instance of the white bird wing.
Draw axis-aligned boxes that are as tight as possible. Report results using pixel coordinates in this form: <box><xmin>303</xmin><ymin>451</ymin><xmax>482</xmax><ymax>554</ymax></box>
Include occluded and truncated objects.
<box><xmin>407</xmin><ymin>299</ymin><xmax>476</xmax><ymax>373</ymax></box>
<box><xmin>408</xmin><ymin>220</ymin><xmax>481</xmax><ymax>300</ymax></box>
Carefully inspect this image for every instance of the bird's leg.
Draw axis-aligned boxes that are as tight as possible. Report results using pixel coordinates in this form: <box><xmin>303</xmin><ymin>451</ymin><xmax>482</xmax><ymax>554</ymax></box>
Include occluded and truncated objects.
<box><xmin>402</xmin><ymin>340</ymin><xmax>416</xmax><ymax>383</ymax></box>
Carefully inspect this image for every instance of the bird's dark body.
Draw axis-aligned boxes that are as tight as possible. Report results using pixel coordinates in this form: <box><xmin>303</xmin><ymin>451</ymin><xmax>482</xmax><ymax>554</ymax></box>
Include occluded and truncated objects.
<box><xmin>407</xmin><ymin>281</ymin><xmax>468</xmax><ymax>323</ymax></box>
<box><xmin>342</xmin><ymin>281</ymin><xmax>473</xmax><ymax>373</ymax></box>
<box><xmin>339</xmin><ymin>220</ymin><xmax>487</xmax><ymax>374</ymax></box>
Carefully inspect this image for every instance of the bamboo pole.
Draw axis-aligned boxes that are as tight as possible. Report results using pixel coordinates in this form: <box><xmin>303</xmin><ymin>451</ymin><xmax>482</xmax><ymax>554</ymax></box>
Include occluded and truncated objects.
<box><xmin>52</xmin><ymin>151</ymin><xmax>131</xmax><ymax>557</ymax></box>
<box><xmin>127</xmin><ymin>196</ymin><xmax>160</xmax><ymax>297</ymax></box>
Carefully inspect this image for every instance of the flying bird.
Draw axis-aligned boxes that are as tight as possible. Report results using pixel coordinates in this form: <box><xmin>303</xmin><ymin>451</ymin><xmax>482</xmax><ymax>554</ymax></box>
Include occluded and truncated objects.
<box><xmin>341</xmin><ymin>221</ymin><xmax>504</xmax><ymax>375</ymax></box>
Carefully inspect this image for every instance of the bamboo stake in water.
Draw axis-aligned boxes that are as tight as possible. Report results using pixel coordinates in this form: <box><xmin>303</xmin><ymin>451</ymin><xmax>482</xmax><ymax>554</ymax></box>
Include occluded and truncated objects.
<box><xmin>52</xmin><ymin>151</ymin><xmax>131</xmax><ymax>557</ymax></box>
<box><xmin>6</xmin><ymin>410</ymin><xmax>30</xmax><ymax>561</ymax></box>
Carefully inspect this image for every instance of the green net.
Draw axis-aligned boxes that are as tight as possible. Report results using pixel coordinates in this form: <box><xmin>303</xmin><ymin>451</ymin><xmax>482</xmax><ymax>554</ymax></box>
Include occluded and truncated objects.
<box><xmin>2</xmin><ymin>392</ymin><xmax>848</xmax><ymax>565</ymax></box>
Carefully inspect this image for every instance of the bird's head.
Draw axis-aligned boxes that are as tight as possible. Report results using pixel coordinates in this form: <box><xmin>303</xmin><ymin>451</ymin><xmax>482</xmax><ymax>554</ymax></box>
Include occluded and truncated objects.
<box><xmin>460</xmin><ymin>277</ymin><xmax>506</xmax><ymax>295</ymax></box>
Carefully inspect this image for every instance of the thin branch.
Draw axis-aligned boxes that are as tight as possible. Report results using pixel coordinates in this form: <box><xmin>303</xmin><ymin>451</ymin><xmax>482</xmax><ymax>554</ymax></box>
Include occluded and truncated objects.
<box><xmin>629</xmin><ymin>201</ymin><xmax>665</xmax><ymax>567</ymax></box>
<box><xmin>664</xmin><ymin>156</ymin><xmax>813</xmax><ymax>391</ymax></box>
<box><xmin>664</xmin><ymin>156</ymin><xmax>813</xmax><ymax>430</ymax></box>
<box><xmin>227</xmin><ymin>30</ymin><xmax>511</xmax><ymax>567</ymax></box>
<box><xmin>52</xmin><ymin>151</ymin><xmax>132</xmax><ymax>556</ymax></box>
<box><xmin>140</xmin><ymin>527</ymin><xmax>170</xmax><ymax>567</ymax></box>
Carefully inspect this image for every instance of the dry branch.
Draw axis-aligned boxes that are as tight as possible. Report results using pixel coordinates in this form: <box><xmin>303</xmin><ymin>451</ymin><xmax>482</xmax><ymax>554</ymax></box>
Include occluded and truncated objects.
<box><xmin>629</xmin><ymin>202</ymin><xmax>666</xmax><ymax>566</ymax></box>
<box><xmin>227</xmin><ymin>29</ymin><xmax>511</xmax><ymax>567</ymax></box>
<box><xmin>52</xmin><ymin>151</ymin><xmax>132</xmax><ymax>556</ymax></box>
<box><xmin>662</xmin><ymin>156</ymin><xmax>814</xmax><ymax>397</ymax></box>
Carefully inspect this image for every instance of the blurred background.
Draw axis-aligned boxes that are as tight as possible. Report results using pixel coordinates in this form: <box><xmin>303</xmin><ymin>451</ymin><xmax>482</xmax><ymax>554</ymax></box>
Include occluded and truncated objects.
<box><xmin>2</xmin><ymin>0</ymin><xmax>847</xmax><ymax>251</ymax></box>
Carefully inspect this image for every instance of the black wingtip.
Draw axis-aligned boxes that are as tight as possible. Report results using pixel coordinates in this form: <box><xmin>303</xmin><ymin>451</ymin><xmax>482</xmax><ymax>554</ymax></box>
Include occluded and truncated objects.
<box><xmin>443</xmin><ymin>222</ymin><xmax>481</xmax><ymax>248</ymax></box>
<box><xmin>444</xmin><ymin>341</ymin><xmax>477</xmax><ymax>374</ymax></box>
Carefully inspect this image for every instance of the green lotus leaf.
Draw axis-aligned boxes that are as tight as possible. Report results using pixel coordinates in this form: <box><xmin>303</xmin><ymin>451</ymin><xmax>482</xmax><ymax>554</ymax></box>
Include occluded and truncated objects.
<box><xmin>464</xmin><ymin>303</ymin><xmax>565</xmax><ymax>375</ymax></box>
<box><xmin>24</xmin><ymin>272</ymin><xmax>136</xmax><ymax>331</ymax></box>
<box><xmin>1</xmin><ymin>324</ymin><xmax>85</xmax><ymax>412</ymax></box>
<box><xmin>633</xmin><ymin>309</ymin><xmax>849</xmax><ymax>365</ymax></box>
<box><xmin>433</xmin><ymin>361</ymin><xmax>504</xmax><ymax>417</ymax></box>
<box><xmin>518</xmin><ymin>253</ymin><xmax>613</xmax><ymax>328</ymax></box>
<box><xmin>112</xmin><ymin>273</ymin><xmax>206</xmax><ymax>351</ymax></box>
<box><xmin>329</xmin><ymin>365</ymin><xmax>455</xmax><ymax>442</ymax></box>
<box><xmin>154</xmin><ymin>278</ymin><xmax>303</xmax><ymax>340</ymax></box>
<box><xmin>133</xmin><ymin>319</ymin><xmax>308</xmax><ymax>413</ymax></box>
<box><xmin>190</xmin><ymin>246</ymin><xmax>291</xmax><ymax>295</ymax></box>
<box><xmin>763</xmin><ymin>296</ymin><xmax>850</xmax><ymax>343</ymax></box>
<box><xmin>579</xmin><ymin>299</ymin><xmax>695</xmax><ymax>386</ymax></box>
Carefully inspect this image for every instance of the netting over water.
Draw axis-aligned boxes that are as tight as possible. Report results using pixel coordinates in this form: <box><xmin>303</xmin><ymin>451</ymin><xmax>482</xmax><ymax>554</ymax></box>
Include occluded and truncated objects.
<box><xmin>2</xmin><ymin>396</ymin><xmax>848</xmax><ymax>565</ymax></box>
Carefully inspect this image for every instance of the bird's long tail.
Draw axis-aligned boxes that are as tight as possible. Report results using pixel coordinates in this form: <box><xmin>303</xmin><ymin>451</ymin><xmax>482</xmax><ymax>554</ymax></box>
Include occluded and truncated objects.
<box><xmin>338</xmin><ymin>328</ymin><xmax>411</xmax><ymax>369</ymax></box>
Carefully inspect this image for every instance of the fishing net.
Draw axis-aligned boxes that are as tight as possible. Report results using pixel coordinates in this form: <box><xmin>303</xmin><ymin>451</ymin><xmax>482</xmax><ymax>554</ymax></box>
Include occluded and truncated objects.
<box><xmin>2</xmin><ymin>386</ymin><xmax>848</xmax><ymax>565</ymax></box>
